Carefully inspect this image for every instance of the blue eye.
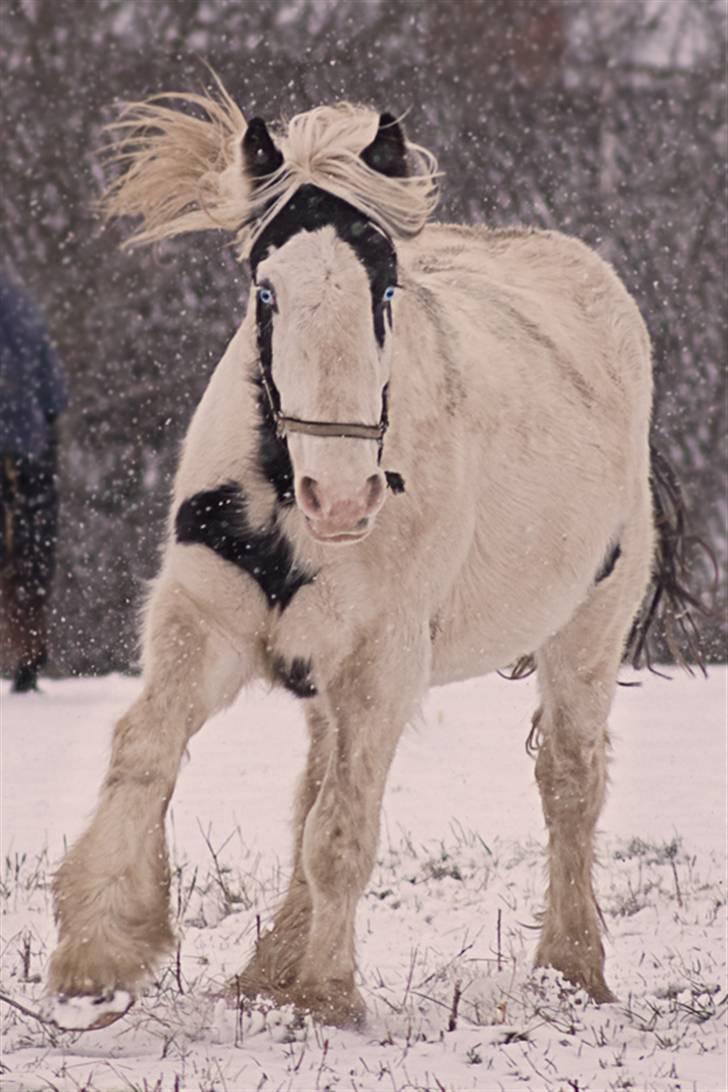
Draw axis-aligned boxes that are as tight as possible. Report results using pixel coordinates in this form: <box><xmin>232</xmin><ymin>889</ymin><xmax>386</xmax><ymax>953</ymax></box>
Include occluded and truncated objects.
<box><xmin>383</xmin><ymin>285</ymin><xmax>396</xmax><ymax>302</ymax></box>
<box><xmin>257</xmin><ymin>285</ymin><xmax>275</xmax><ymax>306</ymax></box>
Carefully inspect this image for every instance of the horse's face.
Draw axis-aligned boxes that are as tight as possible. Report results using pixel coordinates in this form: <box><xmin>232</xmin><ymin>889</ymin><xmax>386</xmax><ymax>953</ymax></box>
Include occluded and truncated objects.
<box><xmin>252</xmin><ymin>208</ymin><xmax>397</xmax><ymax>545</ymax></box>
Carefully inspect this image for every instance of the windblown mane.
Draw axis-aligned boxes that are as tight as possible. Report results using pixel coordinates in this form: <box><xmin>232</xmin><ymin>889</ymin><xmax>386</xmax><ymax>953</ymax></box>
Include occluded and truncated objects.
<box><xmin>102</xmin><ymin>79</ymin><xmax>439</xmax><ymax>253</ymax></box>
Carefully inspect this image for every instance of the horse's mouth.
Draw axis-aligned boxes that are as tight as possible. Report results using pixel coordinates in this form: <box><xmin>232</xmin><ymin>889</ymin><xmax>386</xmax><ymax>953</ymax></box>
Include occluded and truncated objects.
<box><xmin>305</xmin><ymin>517</ymin><xmax>372</xmax><ymax>545</ymax></box>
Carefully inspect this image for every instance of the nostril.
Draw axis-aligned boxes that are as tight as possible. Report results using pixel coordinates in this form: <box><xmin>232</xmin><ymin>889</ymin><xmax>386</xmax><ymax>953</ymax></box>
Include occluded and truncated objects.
<box><xmin>299</xmin><ymin>476</ymin><xmax>322</xmax><ymax>515</ymax></box>
<box><xmin>365</xmin><ymin>473</ymin><xmax>385</xmax><ymax>513</ymax></box>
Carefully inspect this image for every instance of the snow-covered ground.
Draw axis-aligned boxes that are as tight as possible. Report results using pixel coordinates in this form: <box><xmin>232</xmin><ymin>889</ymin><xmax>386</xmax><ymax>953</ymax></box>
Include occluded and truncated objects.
<box><xmin>1</xmin><ymin>668</ymin><xmax>726</xmax><ymax>1091</ymax></box>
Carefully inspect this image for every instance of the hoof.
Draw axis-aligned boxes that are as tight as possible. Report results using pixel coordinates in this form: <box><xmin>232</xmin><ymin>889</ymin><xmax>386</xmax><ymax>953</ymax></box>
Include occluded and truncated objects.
<box><xmin>228</xmin><ymin>973</ymin><xmax>366</xmax><ymax>1029</ymax></box>
<box><xmin>224</xmin><ymin>971</ymin><xmax>292</xmax><ymax>1010</ymax></box>
<box><xmin>217</xmin><ymin>996</ymin><xmax>308</xmax><ymax>1043</ymax></box>
<box><xmin>45</xmin><ymin>989</ymin><xmax>134</xmax><ymax>1031</ymax></box>
<box><xmin>534</xmin><ymin>957</ymin><xmax>617</xmax><ymax>1005</ymax></box>
<box><xmin>292</xmin><ymin>979</ymin><xmax>367</xmax><ymax>1028</ymax></box>
<box><xmin>587</xmin><ymin>980</ymin><xmax>618</xmax><ymax>1005</ymax></box>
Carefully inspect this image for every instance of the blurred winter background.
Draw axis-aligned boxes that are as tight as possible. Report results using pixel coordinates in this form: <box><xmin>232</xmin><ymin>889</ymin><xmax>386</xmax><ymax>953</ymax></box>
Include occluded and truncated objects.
<box><xmin>1</xmin><ymin>0</ymin><xmax>725</xmax><ymax>675</ymax></box>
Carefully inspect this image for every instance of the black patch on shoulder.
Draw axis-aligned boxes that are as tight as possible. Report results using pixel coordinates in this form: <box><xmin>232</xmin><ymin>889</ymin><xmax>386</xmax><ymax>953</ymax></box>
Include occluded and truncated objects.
<box><xmin>595</xmin><ymin>542</ymin><xmax>621</xmax><ymax>584</ymax></box>
<box><xmin>175</xmin><ymin>483</ymin><xmax>314</xmax><ymax>610</ymax></box>
<box><xmin>249</xmin><ymin>184</ymin><xmax>397</xmax><ymax>346</ymax></box>
<box><xmin>272</xmin><ymin>655</ymin><xmax>317</xmax><ymax>698</ymax></box>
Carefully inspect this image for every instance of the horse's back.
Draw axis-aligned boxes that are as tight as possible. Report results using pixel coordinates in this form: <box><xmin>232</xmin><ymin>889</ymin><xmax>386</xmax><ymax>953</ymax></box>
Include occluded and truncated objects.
<box><xmin>410</xmin><ymin>222</ymin><xmax>651</xmax><ymax>400</ymax></box>
<box><xmin>406</xmin><ymin>221</ymin><xmax>652</xmax><ymax>482</ymax></box>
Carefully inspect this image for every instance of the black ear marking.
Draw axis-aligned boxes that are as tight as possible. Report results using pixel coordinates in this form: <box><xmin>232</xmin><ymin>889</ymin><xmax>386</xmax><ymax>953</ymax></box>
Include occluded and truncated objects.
<box><xmin>242</xmin><ymin>117</ymin><xmax>284</xmax><ymax>182</ymax></box>
<box><xmin>361</xmin><ymin>112</ymin><xmax>409</xmax><ymax>179</ymax></box>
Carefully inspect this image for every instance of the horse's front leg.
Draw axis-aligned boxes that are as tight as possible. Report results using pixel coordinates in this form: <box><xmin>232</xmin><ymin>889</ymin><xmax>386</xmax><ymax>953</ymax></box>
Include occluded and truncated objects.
<box><xmin>287</xmin><ymin>624</ymin><xmax>430</xmax><ymax>1026</ymax></box>
<box><xmin>235</xmin><ymin>704</ymin><xmax>330</xmax><ymax>1000</ymax></box>
<box><xmin>48</xmin><ymin>568</ymin><xmax>260</xmax><ymax>1020</ymax></box>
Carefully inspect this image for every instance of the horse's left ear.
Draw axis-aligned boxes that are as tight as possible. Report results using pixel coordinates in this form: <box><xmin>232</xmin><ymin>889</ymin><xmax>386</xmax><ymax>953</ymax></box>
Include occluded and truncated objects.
<box><xmin>361</xmin><ymin>113</ymin><xmax>409</xmax><ymax>178</ymax></box>
<box><xmin>242</xmin><ymin>117</ymin><xmax>284</xmax><ymax>183</ymax></box>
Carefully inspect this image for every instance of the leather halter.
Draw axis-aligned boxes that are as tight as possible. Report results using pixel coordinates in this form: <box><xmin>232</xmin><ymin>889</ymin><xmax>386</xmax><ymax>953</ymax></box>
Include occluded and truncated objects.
<box><xmin>252</xmin><ymin>207</ymin><xmax>395</xmax><ymax>462</ymax></box>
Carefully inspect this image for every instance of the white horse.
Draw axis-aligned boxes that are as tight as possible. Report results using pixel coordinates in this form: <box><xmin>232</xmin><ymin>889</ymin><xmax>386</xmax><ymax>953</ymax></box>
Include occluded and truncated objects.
<box><xmin>48</xmin><ymin>85</ymin><xmax>686</xmax><ymax>1030</ymax></box>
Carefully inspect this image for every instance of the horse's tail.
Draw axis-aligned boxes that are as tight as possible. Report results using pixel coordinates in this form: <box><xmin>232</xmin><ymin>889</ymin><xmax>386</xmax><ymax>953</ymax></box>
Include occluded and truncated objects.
<box><xmin>626</xmin><ymin>444</ymin><xmax>710</xmax><ymax>675</ymax></box>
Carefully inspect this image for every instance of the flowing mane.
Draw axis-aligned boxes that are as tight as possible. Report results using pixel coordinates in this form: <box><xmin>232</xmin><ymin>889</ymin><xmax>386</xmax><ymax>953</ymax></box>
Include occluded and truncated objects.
<box><xmin>102</xmin><ymin>82</ymin><xmax>439</xmax><ymax>253</ymax></box>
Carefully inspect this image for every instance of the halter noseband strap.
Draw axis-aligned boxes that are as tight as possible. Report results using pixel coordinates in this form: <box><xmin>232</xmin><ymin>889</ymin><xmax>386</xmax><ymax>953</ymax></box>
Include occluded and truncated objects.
<box><xmin>276</xmin><ymin>416</ymin><xmax>387</xmax><ymax>444</ymax></box>
<box><xmin>256</xmin><ymin>356</ymin><xmax>389</xmax><ymax>459</ymax></box>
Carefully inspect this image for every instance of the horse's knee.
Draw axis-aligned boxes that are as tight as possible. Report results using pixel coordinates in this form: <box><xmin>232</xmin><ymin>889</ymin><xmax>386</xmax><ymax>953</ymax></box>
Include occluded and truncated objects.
<box><xmin>141</xmin><ymin>577</ymin><xmax>255</xmax><ymax>727</ymax></box>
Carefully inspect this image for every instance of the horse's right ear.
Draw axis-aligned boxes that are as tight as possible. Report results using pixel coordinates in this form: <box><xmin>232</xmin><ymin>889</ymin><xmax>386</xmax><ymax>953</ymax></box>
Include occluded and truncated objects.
<box><xmin>242</xmin><ymin>118</ymin><xmax>284</xmax><ymax>183</ymax></box>
<box><xmin>361</xmin><ymin>113</ymin><xmax>409</xmax><ymax>178</ymax></box>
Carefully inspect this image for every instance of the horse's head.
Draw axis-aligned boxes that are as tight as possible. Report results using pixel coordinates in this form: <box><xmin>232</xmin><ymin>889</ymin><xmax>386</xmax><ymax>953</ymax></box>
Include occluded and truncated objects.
<box><xmin>245</xmin><ymin>115</ymin><xmax>407</xmax><ymax>543</ymax></box>
<box><xmin>101</xmin><ymin>89</ymin><xmax>438</xmax><ymax>543</ymax></box>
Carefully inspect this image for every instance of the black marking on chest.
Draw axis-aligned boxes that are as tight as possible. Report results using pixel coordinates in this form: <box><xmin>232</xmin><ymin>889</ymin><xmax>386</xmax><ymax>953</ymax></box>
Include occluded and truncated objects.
<box><xmin>595</xmin><ymin>542</ymin><xmax>622</xmax><ymax>584</ymax></box>
<box><xmin>175</xmin><ymin>483</ymin><xmax>314</xmax><ymax>610</ymax></box>
<box><xmin>272</xmin><ymin>655</ymin><xmax>317</xmax><ymax>698</ymax></box>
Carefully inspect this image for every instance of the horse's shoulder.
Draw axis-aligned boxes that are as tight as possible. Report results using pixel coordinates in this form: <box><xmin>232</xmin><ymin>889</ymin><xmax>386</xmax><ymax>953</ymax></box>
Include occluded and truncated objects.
<box><xmin>406</xmin><ymin>223</ymin><xmax>577</xmax><ymax>275</ymax></box>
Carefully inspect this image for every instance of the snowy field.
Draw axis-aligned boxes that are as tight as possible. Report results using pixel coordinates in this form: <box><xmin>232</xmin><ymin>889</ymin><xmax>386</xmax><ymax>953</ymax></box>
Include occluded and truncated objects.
<box><xmin>1</xmin><ymin>668</ymin><xmax>726</xmax><ymax>1092</ymax></box>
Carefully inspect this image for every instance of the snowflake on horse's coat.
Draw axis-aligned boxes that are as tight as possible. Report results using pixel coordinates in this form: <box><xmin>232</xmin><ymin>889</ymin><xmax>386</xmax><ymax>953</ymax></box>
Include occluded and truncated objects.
<box><xmin>47</xmin><ymin>82</ymin><xmax>698</xmax><ymax>1030</ymax></box>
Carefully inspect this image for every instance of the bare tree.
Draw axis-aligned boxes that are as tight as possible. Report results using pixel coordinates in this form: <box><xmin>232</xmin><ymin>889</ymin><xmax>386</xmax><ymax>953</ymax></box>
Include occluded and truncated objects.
<box><xmin>1</xmin><ymin>0</ymin><xmax>724</xmax><ymax>672</ymax></box>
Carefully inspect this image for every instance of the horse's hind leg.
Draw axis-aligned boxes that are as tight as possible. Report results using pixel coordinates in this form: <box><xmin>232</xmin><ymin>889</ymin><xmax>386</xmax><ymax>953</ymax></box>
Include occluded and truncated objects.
<box><xmin>533</xmin><ymin>516</ymin><xmax>652</xmax><ymax>1002</ymax></box>
<box><xmin>48</xmin><ymin>570</ymin><xmax>254</xmax><ymax>1016</ymax></box>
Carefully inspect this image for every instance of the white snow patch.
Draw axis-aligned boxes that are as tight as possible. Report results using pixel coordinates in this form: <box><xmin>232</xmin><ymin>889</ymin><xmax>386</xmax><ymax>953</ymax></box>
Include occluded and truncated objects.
<box><xmin>1</xmin><ymin>668</ymin><xmax>726</xmax><ymax>1090</ymax></box>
